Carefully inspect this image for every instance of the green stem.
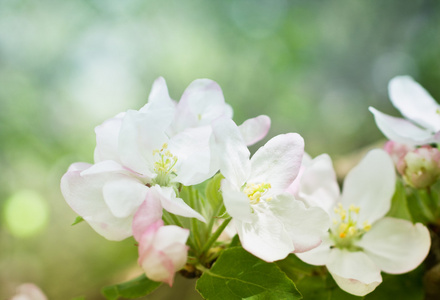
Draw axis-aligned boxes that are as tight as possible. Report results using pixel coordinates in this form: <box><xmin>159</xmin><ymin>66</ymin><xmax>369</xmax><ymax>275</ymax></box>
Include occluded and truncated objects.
<box><xmin>205</xmin><ymin>202</ymin><xmax>225</xmax><ymax>241</ymax></box>
<box><xmin>189</xmin><ymin>187</ymin><xmax>202</xmax><ymax>250</ymax></box>
<box><xmin>200</xmin><ymin>217</ymin><xmax>232</xmax><ymax>255</ymax></box>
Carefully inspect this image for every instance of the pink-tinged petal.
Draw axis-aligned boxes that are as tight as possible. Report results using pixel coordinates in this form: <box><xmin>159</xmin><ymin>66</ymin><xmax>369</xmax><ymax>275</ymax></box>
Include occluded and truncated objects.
<box><xmin>295</xmin><ymin>234</ymin><xmax>333</xmax><ymax>266</ymax></box>
<box><xmin>173</xmin><ymin>79</ymin><xmax>227</xmax><ymax>131</ymax></box>
<box><xmin>238</xmin><ymin>115</ymin><xmax>271</xmax><ymax>146</ymax></box>
<box><xmin>235</xmin><ymin>208</ymin><xmax>294</xmax><ymax>262</ymax></box>
<box><xmin>94</xmin><ymin>114</ymin><xmax>124</xmax><ymax>163</ymax></box>
<box><xmin>61</xmin><ymin>166</ymin><xmax>133</xmax><ymax>240</ymax></box>
<box><xmin>102</xmin><ymin>175</ymin><xmax>148</xmax><ymax>218</ymax></box>
<box><xmin>169</xmin><ymin>126</ymin><xmax>213</xmax><ymax>185</ymax></box>
<box><xmin>250</xmin><ymin>133</ymin><xmax>304</xmax><ymax>193</ymax></box>
<box><xmin>369</xmin><ymin>107</ymin><xmax>435</xmax><ymax>146</ymax></box>
<box><xmin>327</xmin><ymin>249</ymin><xmax>382</xmax><ymax>296</ymax></box>
<box><xmin>221</xmin><ymin>179</ymin><xmax>253</xmax><ymax>222</ymax></box>
<box><xmin>389</xmin><ymin>76</ymin><xmax>440</xmax><ymax>132</ymax></box>
<box><xmin>153</xmin><ymin>186</ymin><xmax>206</xmax><ymax>223</ymax></box>
<box><xmin>118</xmin><ymin>110</ymin><xmax>169</xmax><ymax>176</ymax></box>
<box><xmin>11</xmin><ymin>283</ymin><xmax>47</xmax><ymax>300</ymax></box>
<box><xmin>286</xmin><ymin>153</ymin><xmax>312</xmax><ymax>196</ymax></box>
<box><xmin>269</xmin><ymin>193</ymin><xmax>330</xmax><ymax>253</ymax></box>
<box><xmin>341</xmin><ymin>149</ymin><xmax>395</xmax><ymax>224</ymax></box>
<box><xmin>212</xmin><ymin>117</ymin><xmax>250</xmax><ymax>188</ymax></box>
<box><xmin>132</xmin><ymin>198</ymin><xmax>163</xmax><ymax>242</ymax></box>
<box><xmin>294</xmin><ymin>154</ymin><xmax>339</xmax><ymax>215</ymax></box>
<box><xmin>138</xmin><ymin>221</ymin><xmax>189</xmax><ymax>286</ymax></box>
<box><xmin>357</xmin><ymin>217</ymin><xmax>430</xmax><ymax>274</ymax></box>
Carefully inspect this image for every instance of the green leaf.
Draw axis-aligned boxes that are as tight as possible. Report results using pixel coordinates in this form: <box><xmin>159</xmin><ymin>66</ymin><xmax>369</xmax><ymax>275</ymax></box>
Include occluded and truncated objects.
<box><xmin>386</xmin><ymin>180</ymin><xmax>412</xmax><ymax>221</ymax></box>
<box><xmin>364</xmin><ymin>266</ymin><xmax>424</xmax><ymax>300</ymax></box>
<box><xmin>101</xmin><ymin>274</ymin><xmax>161</xmax><ymax>300</ymax></box>
<box><xmin>196</xmin><ymin>247</ymin><xmax>302</xmax><ymax>300</ymax></box>
<box><xmin>71</xmin><ymin>216</ymin><xmax>84</xmax><ymax>226</ymax></box>
<box><xmin>229</xmin><ymin>234</ymin><xmax>241</xmax><ymax>248</ymax></box>
<box><xmin>205</xmin><ymin>173</ymin><xmax>225</xmax><ymax>216</ymax></box>
<box><xmin>407</xmin><ymin>188</ymin><xmax>435</xmax><ymax>223</ymax></box>
<box><xmin>276</xmin><ymin>254</ymin><xmax>320</xmax><ymax>282</ymax></box>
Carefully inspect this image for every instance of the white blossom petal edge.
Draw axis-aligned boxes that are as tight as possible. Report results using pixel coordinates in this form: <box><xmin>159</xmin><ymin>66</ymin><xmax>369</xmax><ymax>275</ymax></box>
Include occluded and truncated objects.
<box><xmin>218</xmin><ymin>121</ymin><xmax>330</xmax><ymax>262</ymax></box>
<box><xmin>296</xmin><ymin>149</ymin><xmax>431</xmax><ymax>296</ymax></box>
<box><xmin>369</xmin><ymin>76</ymin><xmax>440</xmax><ymax>146</ymax></box>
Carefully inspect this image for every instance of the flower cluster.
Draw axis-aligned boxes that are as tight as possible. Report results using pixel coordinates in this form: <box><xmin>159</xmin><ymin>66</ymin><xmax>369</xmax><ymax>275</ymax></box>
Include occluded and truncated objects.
<box><xmin>61</xmin><ymin>75</ymin><xmax>436</xmax><ymax>298</ymax></box>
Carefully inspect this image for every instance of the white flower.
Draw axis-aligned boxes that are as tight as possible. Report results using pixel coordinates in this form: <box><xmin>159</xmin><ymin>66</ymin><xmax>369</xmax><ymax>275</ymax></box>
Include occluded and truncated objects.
<box><xmin>369</xmin><ymin>76</ymin><xmax>440</xmax><ymax>146</ymax></box>
<box><xmin>295</xmin><ymin>149</ymin><xmax>431</xmax><ymax>296</ymax></box>
<box><xmin>217</xmin><ymin>118</ymin><xmax>330</xmax><ymax>262</ymax></box>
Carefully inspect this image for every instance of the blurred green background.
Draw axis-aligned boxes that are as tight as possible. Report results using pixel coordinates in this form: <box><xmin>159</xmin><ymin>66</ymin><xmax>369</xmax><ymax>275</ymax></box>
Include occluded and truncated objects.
<box><xmin>1</xmin><ymin>0</ymin><xmax>439</xmax><ymax>298</ymax></box>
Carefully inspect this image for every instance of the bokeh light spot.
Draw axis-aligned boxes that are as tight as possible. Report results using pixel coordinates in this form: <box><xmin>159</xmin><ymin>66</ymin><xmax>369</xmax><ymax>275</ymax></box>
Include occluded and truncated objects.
<box><xmin>3</xmin><ymin>190</ymin><xmax>49</xmax><ymax>238</ymax></box>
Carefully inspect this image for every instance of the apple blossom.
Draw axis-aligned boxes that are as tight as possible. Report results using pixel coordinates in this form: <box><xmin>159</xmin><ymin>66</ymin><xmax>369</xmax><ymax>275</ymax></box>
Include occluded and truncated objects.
<box><xmin>132</xmin><ymin>199</ymin><xmax>189</xmax><ymax>286</ymax></box>
<box><xmin>369</xmin><ymin>76</ymin><xmax>440</xmax><ymax>146</ymax></box>
<box><xmin>61</xmin><ymin>161</ymin><xmax>204</xmax><ymax>241</ymax></box>
<box><xmin>295</xmin><ymin>149</ymin><xmax>431</xmax><ymax>296</ymax></box>
<box><xmin>216</xmin><ymin>118</ymin><xmax>330</xmax><ymax>262</ymax></box>
<box><xmin>10</xmin><ymin>283</ymin><xmax>47</xmax><ymax>300</ymax></box>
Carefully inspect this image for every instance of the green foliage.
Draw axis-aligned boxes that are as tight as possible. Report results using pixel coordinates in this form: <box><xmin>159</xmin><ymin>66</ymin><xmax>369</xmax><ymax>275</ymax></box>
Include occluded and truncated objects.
<box><xmin>277</xmin><ymin>253</ymin><xmax>425</xmax><ymax>300</ymax></box>
<box><xmin>205</xmin><ymin>173</ymin><xmax>225</xmax><ymax>217</ymax></box>
<box><xmin>386</xmin><ymin>180</ymin><xmax>412</xmax><ymax>221</ymax></box>
<box><xmin>196</xmin><ymin>247</ymin><xmax>302</xmax><ymax>300</ymax></box>
<box><xmin>101</xmin><ymin>274</ymin><xmax>161</xmax><ymax>300</ymax></box>
<box><xmin>364</xmin><ymin>267</ymin><xmax>424</xmax><ymax>300</ymax></box>
<box><xmin>71</xmin><ymin>216</ymin><xmax>84</xmax><ymax>226</ymax></box>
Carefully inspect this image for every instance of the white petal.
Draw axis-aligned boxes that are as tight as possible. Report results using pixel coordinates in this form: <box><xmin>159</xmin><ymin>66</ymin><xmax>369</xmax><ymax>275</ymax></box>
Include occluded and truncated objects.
<box><xmin>94</xmin><ymin>114</ymin><xmax>123</xmax><ymax>163</ymax></box>
<box><xmin>238</xmin><ymin>115</ymin><xmax>271</xmax><ymax>146</ymax></box>
<box><xmin>341</xmin><ymin>149</ymin><xmax>395</xmax><ymax>224</ymax></box>
<box><xmin>327</xmin><ymin>249</ymin><xmax>382</xmax><ymax>296</ymax></box>
<box><xmin>221</xmin><ymin>179</ymin><xmax>253</xmax><ymax>222</ymax></box>
<box><xmin>296</xmin><ymin>154</ymin><xmax>340</xmax><ymax>214</ymax></box>
<box><xmin>250</xmin><ymin>133</ymin><xmax>304</xmax><ymax>193</ymax></box>
<box><xmin>155</xmin><ymin>225</ymin><xmax>190</xmax><ymax>249</ymax></box>
<box><xmin>236</xmin><ymin>210</ymin><xmax>294</xmax><ymax>262</ymax></box>
<box><xmin>295</xmin><ymin>234</ymin><xmax>333</xmax><ymax>266</ymax></box>
<box><xmin>169</xmin><ymin>126</ymin><xmax>213</xmax><ymax>185</ymax></box>
<box><xmin>369</xmin><ymin>107</ymin><xmax>436</xmax><ymax>146</ymax></box>
<box><xmin>67</xmin><ymin>162</ymin><xmax>91</xmax><ymax>172</ymax></box>
<box><xmin>173</xmin><ymin>79</ymin><xmax>227</xmax><ymax>131</ymax></box>
<box><xmin>153</xmin><ymin>186</ymin><xmax>206</xmax><ymax>223</ymax></box>
<box><xmin>118</xmin><ymin>109</ymin><xmax>169</xmax><ymax>176</ymax></box>
<box><xmin>212</xmin><ymin>117</ymin><xmax>250</xmax><ymax>188</ymax></box>
<box><xmin>389</xmin><ymin>76</ymin><xmax>440</xmax><ymax>132</ymax></box>
<box><xmin>103</xmin><ymin>175</ymin><xmax>148</xmax><ymax>218</ymax></box>
<box><xmin>268</xmin><ymin>193</ymin><xmax>330</xmax><ymax>253</ymax></box>
<box><xmin>357</xmin><ymin>217</ymin><xmax>430</xmax><ymax>274</ymax></box>
<box><xmin>144</xmin><ymin>77</ymin><xmax>175</xmax><ymax>108</ymax></box>
<box><xmin>61</xmin><ymin>165</ymin><xmax>133</xmax><ymax>240</ymax></box>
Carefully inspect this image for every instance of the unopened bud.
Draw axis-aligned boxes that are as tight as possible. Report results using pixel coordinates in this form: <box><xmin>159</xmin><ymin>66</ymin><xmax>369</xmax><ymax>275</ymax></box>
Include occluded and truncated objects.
<box><xmin>402</xmin><ymin>145</ymin><xmax>440</xmax><ymax>189</ymax></box>
<box><xmin>384</xmin><ymin>141</ymin><xmax>411</xmax><ymax>175</ymax></box>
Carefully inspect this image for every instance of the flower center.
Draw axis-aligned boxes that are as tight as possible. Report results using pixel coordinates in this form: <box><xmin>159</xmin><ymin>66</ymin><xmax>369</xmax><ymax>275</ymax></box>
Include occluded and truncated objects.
<box><xmin>243</xmin><ymin>182</ymin><xmax>272</xmax><ymax>205</ymax></box>
<box><xmin>330</xmin><ymin>203</ymin><xmax>371</xmax><ymax>250</ymax></box>
<box><xmin>152</xmin><ymin>143</ymin><xmax>178</xmax><ymax>186</ymax></box>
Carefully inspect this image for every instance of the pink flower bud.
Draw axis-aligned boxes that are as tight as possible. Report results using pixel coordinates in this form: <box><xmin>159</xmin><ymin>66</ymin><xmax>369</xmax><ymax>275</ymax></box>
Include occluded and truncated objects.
<box><xmin>136</xmin><ymin>220</ymin><xmax>189</xmax><ymax>286</ymax></box>
<box><xmin>383</xmin><ymin>141</ymin><xmax>412</xmax><ymax>175</ymax></box>
<box><xmin>402</xmin><ymin>145</ymin><xmax>440</xmax><ymax>189</ymax></box>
